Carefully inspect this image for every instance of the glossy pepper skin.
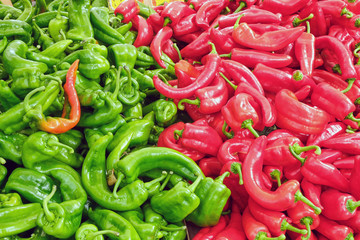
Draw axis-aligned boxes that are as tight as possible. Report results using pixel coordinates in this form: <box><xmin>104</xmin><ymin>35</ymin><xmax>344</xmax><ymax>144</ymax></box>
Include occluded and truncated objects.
<box><xmin>0</xmin><ymin>132</ymin><xmax>27</xmax><ymax>165</ymax></box>
<box><xmin>195</xmin><ymin>0</ymin><xmax>228</xmax><ymax>30</ymax></box>
<box><xmin>162</xmin><ymin>1</ymin><xmax>195</xmax><ymax>27</ymax></box>
<box><xmin>75</xmin><ymin>221</ymin><xmax>119</xmax><ymax>240</ymax></box>
<box><xmin>131</xmin><ymin>15</ymin><xmax>153</xmax><ymax>47</ymax></box>
<box><xmin>0</xmin><ymin>193</ymin><xmax>22</xmax><ymax>208</ymax></box>
<box><xmin>114</xmin><ymin>0</ymin><xmax>140</xmax><ymax>23</ymax></box>
<box><xmin>316</xmin><ymin>215</ymin><xmax>354</xmax><ymax>240</ymax></box>
<box><xmin>321</xmin><ymin>132</ymin><xmax>360</xmax><ymax>155</ymax></box>
<box><xmin>143</xmin><ymin>99</ymin><xmax>177</xmax><ymax>127</ymax></box>
<box><xmin>0</xmin><ymin>20</ymin><xmax>32</xmax><ymax>45</ymax></box>
<box><xmin>66</xmin><ymin>0</ymin><xmax>93</xmax><ymax>41</ymax></box>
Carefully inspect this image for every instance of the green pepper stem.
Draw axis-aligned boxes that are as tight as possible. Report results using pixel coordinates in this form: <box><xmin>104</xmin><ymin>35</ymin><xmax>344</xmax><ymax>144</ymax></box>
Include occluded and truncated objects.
<box><xmin>160</xmin><ymin>55</ymin><xmax>175</xmax><ymax>67</ymax></box>
<box><xmin>233</xmin><ymin>14</ymin><xmax>245</xmax><ymax>30</ymax></box>
<box><xmin>348</xmin><ymin>0</ymin><xmax>356</xmax><ymax>2</ymax></box>
<box><xmin>346</xmin><ymin>125</ymin><xmax>357</xmax><ymax>133</ymax></box>
<box><xmin>333</xmin><ymin>64</ymin><xmax>342</xmax><ymax>74</ymax></box>
<box><xmin>341</xmin><ymin>7</ymin><xmax>354</xmax><ymax>18</ymax></box>
<box><xmin>145</xmin><ymin>171</ymin><xmax>168</xmax><ymax>189</ymax></box>
<box><xmin>342</xmin><ymin>78</ymin><xmax>356</xmax><ymax>93</ymax></box>
<box><xmin>257</xmin><ymin>232</ymin><xmax>286</xmax><ymax>240</ymax></box>
<box><xmin>222</xmin><ymin>121</ymin><xmax>234</xmax><ymax>139</ymax></box>
<box><xmin>270</xmin><ymin>170</ymin><xmax>282</xmax><ymax>187</ymax></box>
<box><xmin>345</xmin><ymin>233</ymin><xmax>355</xmax><ymax>240</ymax></box>
<box><xmin>111</xmin><ymin>66</ymin><xmax>122</xmax><ymax>101</ymax></box>
<box><xmin>306</xmin><ymin>21</ymin><xmax>311</xmax><ymax>34</ymax></box>
<box><xmin>43</xmin><ymin>185</ymin><xmax>57</xmax><ymax>222</ymax></box>
<box><xmin>293</xmin><ymin>13</ymin><xmax>314</xmax><ymax>27</ymax></box>
<box><xmin>173</xmin><ymin>129</ymin><xmax>184</xmax><ymax>140</ymax></box>
<box><xmin>289</xmin><ymin>145</ymin><xmax>307</xmax><ymax>165</ymax></box>
<box><xmin>231</xmin><ymin>162</ymin><xmax>243</xmax><ymax>185</ymax></box>
<box><xmin>234</xmin><ymin>1</ymin><xmax>246</xmax><ymax>13</ymax></box>
<box><xmin>293</xmin><ymin>70</ymin><xmax>304</xmax><ymax>81</ymax></box>
<box><xmin>355</xmin><ymin>18</ymin><xmax>360</xmax><ymax>28</ymax></box>
<box><xmin>188</xmin><ymin>174</ymin><xmax>203</xmax><ymax>192</ymax></box>
<box><xmin>178</xmin><ymin>98</ymin><xmax>200</xmax><ymax>110</ymax></box>
<box><xmin>160</xmin><ymin>225</ymin><xmax>187</xmax><ymax>231</ymax></box>
<box><xmin>219</xmin><ymin>53</ymin><xmax>232</xmax><ymax>58</ymax></box>
<box><xmin>300</xmin><ymin>217</ymin><xmax>312</xmax><ymax>240</ymax></box>
<box><xmin>280</xmin><ymin>219</ymin><xmax>307</xmax><ymax>235</ymax></box>
<box><xmin>0</xmin><ymin>157</ymin><xmax>5</xmax><ymax>165</ymax></box>
<box><xmin>216</xmin><ymin>171</ymin><xmax>230</xmax><ymax>184</ymax></box>
<box><xmin>3</xmin><ymin>13</ymin><xmax>12</xmax><ymax>20</ymax></box>
<box><xmin>113</xmin><ymin>172</ymin><xmax>125</xmax><ymax>199</ymax></box>
<box><xmin>219</xmin><ymin>72</ymin><xmax>237</xmax><ymax>90</ymax></box>
<box><xmin>345</xmin><ymin>112</ymin><xmax>360</xmax><ymax>122</ymax></box>
<box><xmin>346</xmin><ymin>199</ymin><xmax>360</xmax><ymax>213</ymax></box>
<box><xmin>354</xmin><ymin>44</ymin><xmax>360</xmax><ymax>58</ymax></box>
<box><xmin>123</xmin><ymin>66</ymin><xmax>133</xmax><ymax>95</ymax></box>
<box><xmin>47</xmin><ymin>138</ymin><xmax>74</xmax><ymax>153</ymax></box>
<box><xmin>163</xmin><ymin>17</ymin><xmax>171</xmax><ymax>27</ymax></box>
<box><xmin>23</xmin><ymin>86</ymin><xmax>46</xmax><ymax>112</ymax></box>
<box><xmin>294</xmin><ymin>190</ymin><xmax>322</xmax><ymax>215</ymax></box>
<box><xmin>86</xmin><ymin>230</ymin><xmax>120</xmax><ymax>240</ymax></box>
<box><xmin>173</xmin><ymin>43</ymin><xmax>182</xmax><ymax>61</ymax></box>
<box><xmin>159</xmin><ymin>171</ymin><xmax>173</xmax><ymax>191</ymax></box>
<box><xmin>290</xmin><ymin>142</ymin><xmax>322</xmax><ymax>155</ymax></box>
<box><xmin>241</xmin><ymin>119</ymin><xmax>259</xmax><ymax>138</ymax></box>
<box><xmin>208</xmin><ymin>42</ymin><xmax>218</xmax><ymax>55</ymax></box>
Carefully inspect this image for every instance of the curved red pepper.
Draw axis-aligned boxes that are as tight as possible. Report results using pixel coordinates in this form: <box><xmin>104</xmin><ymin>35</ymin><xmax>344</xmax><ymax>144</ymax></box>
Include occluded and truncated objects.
<box><xmin>114</xmin><ymin>0</ymin><xmax>140</xmax><ymax>23</ymax></box>
<box><xmin>131</xmin><ymin>15</ymin><xmax>153</xmax><ymax>47</ymax></box>
<box><xmin>248</xmin><ymin>24</ymin><xmax>287</xmax><ymax>35</ymax></box>
<box><xmin>198</xmin><ymin>157</ymin><xmax>222</xmax><ymax>178</ymax></box>
<box><xmin>300</xmin><ymin>179</ymin><xmax>323</xmax><ymax>210</ymax></box>
<box><xmin>192</xmin><ymin>215</ymin><xmax>229</xmax><ymax>240</ymax></box>
<box><xmin>333</xmin><ymin>156</ymin><xmax>355</xmax><ymax>169</ymax></box>
<box><xmin>306</xmin><ymin>122</ymin><xmax>347</xmax><ymax>147</ymax></box>
<box><xmin>317</xmin><ymin>215</ymin><xmax>354</xmax><ymax>240</ymax></box>
<box><xmin>172</xmin><ymin>14</ymin><xmax>200</xmax><ymax>37</ymax></box>
<box><xmin>150</xmin><ymin>26</ymin><xmax>173</xmax><ymax>69</ymax></box>
<box><xmin>259</xmin><ymin>0</ymin><xmax>309</xmax><ymax>15</ymax></box>
<box><xmin>321</xmin><ymin>132</ymin><xmax>360</xmax><ymax>155</ymax></box>
<box><xmin>275</xmin><ymin>89</ymin><xmax>331</xmax><ymax>135</ymax></box>
<box><xmin>214</xmin><ymin>203</ymin><xmax>246</xmax><ymax>239</ymax></box>
<box><xmin>147</xmin><ymin>12</ymin><xmax>164</xmax><ymax>33</ymax></box>
<box><xmin>195</xmin><ymin>0</ymin><xmax>228</xmax><ymax>30</ymax></box>
<box><xmin>217</xmin><ymin>137</ymin><xmax>253</xmax><ymax>164</ymax></box>
<box><xmin>338</xmin><ymin>211</ymin><xmax>360</xmax><ymax>234</ymax></box>
<box><xmin>186</xmin><ymin>0</ymin><xmax>208</xmax><ymax>11</ymax></box>
<box><xmin>161</xmin><ymin>1</ymin><xmax>195</xmax><ymax>26</ymax></box>
<box><xmin>210</xmin><ymin>28</ymin><xmax>242</xmax><ymax>54</ymax></box>
<box><xmin>299</xmin><ymin>2</ymin><xmax>327</xmax><ymax>37</ymax></box>
<box><xmin>162</xmin><ymin>39</ymin><xmax>179</xmax><ymax>63</ymax></box>
<box><xmin>319</xmin><ymin>0</ymin><xmax>353</xmax><ymax>19</ymax></box>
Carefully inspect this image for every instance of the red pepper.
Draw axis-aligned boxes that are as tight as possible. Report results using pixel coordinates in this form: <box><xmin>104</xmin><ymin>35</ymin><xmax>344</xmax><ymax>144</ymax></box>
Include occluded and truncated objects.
<box><xmin>174</xmin><ymin>119</ymin><xmax>223</xmax><ymax>156</ymax></box>
<box><xmin>172</xmin><ymin>14</ymin><xmax>200</xmax><ymax>37</ymax></box>
<box><xmin>300</xmin><ymin>178</ymin><xmax>323</xmax><ymax>211</ymax></box>
<box><xmin>218</xmin><ymin>9</ymin><xmax>282</xmax><ymax>28</ymax></box>
<box><xmin>318</xmin><ymin>149</ymin><xmax>346</xmax><ymax>164</ymax></box>
<box><xmin>131</xmin><ymin>15</ymin><xmax>153</xmax><ymax>47</ymax></box>
<box><xmin>316</xmin><ymin>36</ymin><xmax>357</xmax><ymax>81</ymax></box>
<box><xmin>321</xmin><ymin>48</ymin><xmax>343</xmax><ymax>75</ymax></box>
<box><xmin>283</xmin><ymin>163</ymin><xmax>304</xmax><ymax>183</ymax></box>
<box><xmin>154</xmin><ymin>44</ymin><xmax>220</xmax><ymax>99</ymax></box>
<box><xmin>275</xmin><ymin>42</ymin><xmax>300</xmax><ymax>69</ymax></box>
<box><xmin>316</xmin><ymin>215</ymin><xmax>354</xmax><ymax>240</ymax></box>
<box><xmin>242</xmin><ymin>136</ymin><xmax>321</xmax><ymax>213</ymax></box>
<box><xmin>338</xmin><ymin>211</ymin><xmax>360</xmax><ymax>234</ymax></box>
<box><xmin>161</xmin><ymin>1</ymin><xmax>195</xmax><ymax>26</ymax></box>
<box><xmin>195</xmin><ymin>0</ymin><xmax>228</xmax><ymax>30</ymax></box>
<box><xmin>150</xmin><ymin>26</ymin><xmax>173</xmax><ymax>69</ymax></box>
<box><xmin>350</xmin><ymin>155</ymin><xmax>360</xmax><ymax>200</ymax></box>
<box><xmin>307</xmin><ymin>122</ymin><xmax>347</xmax><ymax>147</ymax></box>
<box><xmin>175</xmin><ymin>31</ymin><xmax>202</xmax><ymax>44</ymax></box>
<box><xmin>318</xmin><ymin>0</ymin><xmax>354</xmax><ymax>19</ymax></box>
<box><xmin>221</xmin><ymin>48</ymin><xmax>293</xmax><ymax>69</ymax></box>
<box><xmin>248</xmin><ymin>24</ymin><xmax>286</xmax><ymax>35</ymax></box>
<box><xmin>213</xmin><ymin>203</ymin><xmax>246</xmax><ymax>240</ymax></box>
<box><xmin>186</xmin><ymin>0</ymin><xmax>208</xmax><ymax>11</ymax></box>
<box><xmin>198</xmin><ymin>157</ymin><xmax>222</xmax><ymax>178</ymax></box>
<box><xmin>157</xmin><ymin>122</ymin><xmax>205</xmax><ymax>161</ymax></box>
<box><xmin>221</xmin><ymin>60</ymin><xmax>264</xmax><ymax>96</ymax></box>
<box><xmin>177</xmin><ymin>74</ymin><xmax>229</xmax><ymax>114</ymax></box>
<box><xmin>301</xmin><ymin>153</ymin><xmax>350</xmax><ymax>193</ymax></box>
<box><xmin>114</xmin><ymin>0</ymin><xmax>140</xmax><ymax>23</ymax></box>
<box><xmin>37</xmin><ymin>60</ymin><xmax>81</xmax><ymax>134</ymax></box>
<box><xmin>294</xmin><ymin>85</ymin><xmax>311</xmax><ymax>101</ymax></box>
<box><xmin>333</xmin><ymin>156</ymin><xmax>355</xmax><ymax>169</ymax></box>
<box><xmin>193</xmin><ymin>215</ymin><xmax>229</xmax><ymax>240</ymax></box>
<box><xmin>147</xmin><ymin>12</ymin><xmax>164</xmax><ymax>33</ymax></box>
<box><xmin>248</xmin><ymin>197</ymin><xmax>307</xmax><ymax>237</ymax></box>
<box><xmin>321</xmin><ymin>189</ymin><xmax>360</xmax><ymax>221</ymax></box>
<box><xmin>328</xmin><ymin>25</ymin><xmax>355</xmax><ymax>61</ymax></box>
<box><xmin>232</xmin><ymin>22</ymin><xmax>305</xmax><ymax>52</ymax></box>
<box><xmin>295</xmin><ymin>24</ymin><xmax>315</xmax><ymax>76</ymax></box>
<box><xmin>242</xmin><ymin>207</ymin><xmax>286</xmax><ymax>240</ymax></box>
<box><xmin>175</xmin><ymin>60</ymin><xmax>201</xmax><ymax>79</ymax></box>
<box><xmin>259</xmin><ymin>0</ymin><xmax>309</xmax><ymax>15</ymax></box>
<box><xmin>220</xmin><ymin>161</ymin><xmax>244</xmax><ymax>185</ymax></box>
<box><xmin>217</xmin><ymin>137</ymin><xmax>254</xmax><ymax>164</ymax></box>
<box><xmin>162</xmin><ymin>39</ymin><xmax>179</xmax><ymax>63</ymax></box>
<box><xmin>210</xmin><ymin>28</ymin><xmax>242</xmax><ymax>55</ymax></box>
<box><xmin>321</xmin><ymin>132</ymin><xmax>360</xmax><ymax>155</ymax></box>
<box><xmin>263</xmin><ymin>166</ymin><xmax>282</xmax><ymax>188</ymax></box>
<box><xmin>299</xmin><ymin>2</ymin><xmax>327</xmax><ymax>37</ymax></box>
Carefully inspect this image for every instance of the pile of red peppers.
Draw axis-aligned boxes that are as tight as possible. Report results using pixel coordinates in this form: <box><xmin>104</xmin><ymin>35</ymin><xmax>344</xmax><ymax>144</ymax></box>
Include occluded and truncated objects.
<box><xmin>117</xmin><ymin>0</ymin><xmax>360</xmax><ymax>239</ymax></box>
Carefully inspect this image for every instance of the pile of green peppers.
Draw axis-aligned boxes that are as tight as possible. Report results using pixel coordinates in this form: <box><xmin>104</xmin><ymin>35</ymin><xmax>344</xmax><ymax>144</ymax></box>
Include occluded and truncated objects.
<box><xmin>0</xmin><ymin>0</ymin><xmax>231</xmax><ymax>239</ymax></box>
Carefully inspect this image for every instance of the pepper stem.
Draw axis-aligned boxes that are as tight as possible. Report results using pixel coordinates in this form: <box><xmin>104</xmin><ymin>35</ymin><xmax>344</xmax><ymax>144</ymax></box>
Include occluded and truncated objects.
<box><xmin>159</xmin><ymin>171</ymin><xmax>173</xmax><ymax>191</ymax></box>
<box><xmin>0</xmin><ymin>157</ymin><xmax>5</xmax><ymax>165</ymax></box>
<box><xmin>293</xmin><ymin>70</ymin><xmax>304</xmax><ymax>81</ymax></box>
<box><xmin>300</xmin><ymin>217</ymin><xmax>312</xmax><ymax>240</ymax></box>
<box><xmin>219</xmin><ymin>72</ymin><xmax>237</xmax><ymax>90</ymax></box>
<box><xmin>173</xmin><ymin>43</ymin><xmax>182</xmax><ymax>61</ymax></box>
<box><xmin>222</xmin><ymin>121</ymin><xmax>234</xmax><ymax>139</ymax></box>
<box><xmin>113</xmin><ymin>172</ymin><xmax>124</xmax><ymax>199</ymax></box>
<box><xmin>178</xmin><ymin>98</ymin><xmax>200</xmax><ymax>110</ymax></box>
<box><xmin>234</xmin><ymin>1</ymin><xmax>246</xmax><ymax>13</ymax></box>
<box><xmin>289</xmin><ymin>142</ymin><xmax>321</xmax><ymax>165</ymax></box>
<box><xmin>86</xmin><ymin>230</ymin><xmax>120</xmax><ymax>240</ymax></box>
<box><xmin>345</xmin><ymin>112</ymin><xmax>360</xmax><ymax>122</ymax></box>
<box><xmin>219</xmin><ymin>53</ymin><xmax>232</xmax><ymax>58</ymax></box>
<box><xmin>333</xmin><ymin>64</ymin><xmax>342</xmax><ymax>74</ymax></box>
<box><xmin>346</xmin><ymin>199</ymin><xmax>360</xmax><ymax>213</ymax></box>
<box><xmin>233</xmin><ymin>14</ymin><xmax>245</xmax><ymax>30</ymax></box>
<box><xmin>163</xmin><ymin>17</ymin><xmax>171</xmax><ymax>27</ymax></box>
<box><xmin>241</xmin><ymin>119</ymin><xmax>259</xmax><ymax>138</ymax></box>
<box><xmin>229</xmin><ymin>162</ymin><xmax>243</xmax><ymax>185</ymax></box>
<box><xmin>353</xmin><ymin>44</ymin><xmax>360</xmax><ymax>58</ymax></box>
<box><xmin>23</xmin><ymin>86</ymin><xmax>46</xmax><ymax>112</ymax></box>
<box><xmin>306</xmin><ymin>21</ymin><xmax>311</xmax><ymax>34</ymax></box>
<box><xmin>345</xmin><ymin>233</ymin><xmax>355</xmax><ymax>240</ymax></box>
<box><xmin>43</xmin><ymin>185</ymin><xmax>57</xmax><ymax>222</ymax></box>
<box><xmin>173</xmin><ymin>129</ymin><xmax>184</xmax><ymax>140</ymax></box>
<box><xmin>124</xmin><ymin>66</ymin><xmax>133</xmax><ymax>95</ymax></box>
<box><xmin>112</xmin><ymin>66</ymin><xmax>122</xmax><ymax>101</ymax></box>
<box><xmin>355</xmin><ymin>18</ymin><xmax>360</xmax><ymax>28</ymax></box>
<box><xmin>160</xmin><ymin>225</ymin><xmax>187</xmax><ymax>231</ymax></box>
<box><xmin>294</xmin><ymin>190</ymin><xmax>322</xmax><ymax>215</ymax></box>
<box><xmin>188</xmin><ymin>174</ymin><xmax>203</xmax><ymax>192</ymax></box>
<box><xmin>215</xmin><ymin>171</ymin><xmax>230</xmax><ymax>184</ymax></box>
<box><xmin>270</xmin><ymin>169</ymin><xmax>282</xmax><ymax>187</ymax></box>
<box><xmin>293</xmin><ymin>13</ymin><xmax>314</xmax><ymax>27</ymax></box>
<box><xmin>257</xmin><ymin>232</ymin><xmax>286</xmax><ymax>240</ymax></box>
<box><xmin>281</xmin><ymin>219</ymin><xmax>307</xmax><ymax>235</ymax></box>
<box><xmin>208</xmin><ymin>42</ymin><xmax>218</xmax><ymax>55</ymax></box>
<box><xmin>47</xmin><ymin>138</ymin><xmax>74</xmax><ymax>153</ymax></box>
<box><xmin>340</xmin><ymin>7</ymin><xmax>354</xmax><ymax>18</ymax></box>
<box><xmin>342</xmin><ymin>78</ymin><xmax>356</xmax><ymax>93</ymax></box>
<box><xmin>145</xmin><ymin>171</ymin><xmax>168</xmax><ymax>189</ymax></box>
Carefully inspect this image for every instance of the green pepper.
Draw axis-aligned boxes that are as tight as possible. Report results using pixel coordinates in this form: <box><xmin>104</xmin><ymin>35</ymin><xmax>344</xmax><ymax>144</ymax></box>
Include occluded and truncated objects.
<box><xmin>137</xmin><ymin>1</ymin><xmax>156</xmax><ymax>18</ymax></box>
<box><xmin>36</xmin><ymin>167</ymin><xmax>87</xmax><ymax>238</ymax></box>
<box><xmin>33</xmin><ymin>11</ymin><xmax>68</xmax><ymax>28</ymax></box>
<box><xmin>143</xmin><ymin>99</ymin><xmax>177</xmax><ymax>127</ymax></box>
<box><xmin>33</xmin><ymin>0</ymin><xmax>47</xmax><ymax>15</ymax></box>
<box><xmin>40</xmin><ymin>39</ymin><xmax>73</xmax><ymax>58</ymax></box>
<box><xmin>0</xmin><ymin>80</ymin><xmax>21</xmax><ymax>111</ymax></box>
<box><xmin>107</xmin><ymin>118</ymin><xmax>154</xmax><ymax>152</ymax></box>
<box><xmin>0</xmin><ymin>65</ymin><xmax>9</xmax><ymax>83</ymax></box>
<box><xmin>123</xmin><ymin>102</ymin><xmax>143</xmax><ymax>121</ymax></box>
<box><xmin>0</xmin><ymin>159</ymin><xmax>7</xmax><ymax>186</ymax></box>
<box><xmin>32</xmin><ymin>21</ymin><xmax>55</xmax><ymax>50</ymax></box>
<box><xmin>66</xmin><ymin>0</ymin><xmax>93</xmax><ymax>41</ymax></box>
<box><xmin>163</xmin><ymin>222</ymin><xmax>187</xmax><ymax>240</ymax></box>
<box><xmin>116</xmin><ymin>66</ymin><xmax>141</xmax><ymax>106</ymax></box>
<box><xmin>186</xmin><ymin>172</ymin><xmax>231</xmax><ymax>227</ymax></box>
<box><xmin>142</xmin><ymin>169</ymin><xmax>185</xmax><ymax>189</ymax></box>
<box><xmin>0</xmin><ymin>5</ymin><xmax>22</xmax><ymax>19</ymax></box>
<box><xmin>149</xmin><ymin>125</ymin><xmax>165</xmax><ymax>145</ymax></box>
<box><xmin>88</xmin><ymin>208</ymin><xmax>141</xmax><ymax>240</ymax></box>
<box><xmin>150</xmin><ymin>175</ymin><xmax>202</xmax><ymax>223</ymax></box>
<box><xmin>131</xmin><ymin>68</ymin><xmax>155</xmax><ymax>91</ymax></box>
<box><xmin>10</xmin><ymin>68</ymin><xmax>43</xmax><ymax>98</ymax></box>
<box><xmin>124</xmin><ymin>30</ymin><xmax>137</xmax><ymax>44</ymax></box>
<box><xmin>0</xmin><ymin>132</ymin><xmax>27</xmax><ymax>165</ymax></box>
<box><xmin>48</xmin><ymin>2</ymin><xmax>68</xmax><ymax>42</ymax></box>
<box><xmin>16</xmin><ymin>0</ymin><xmax>33</xmax><ymax>23</ymax></box>
<box><xmin>47</xmin><ymin>0</ymin><xmax>69</xmax><ymax>12</ymax></box>
<box><xmin>0</xmin><ymin>203</ymin><xmax>43</xmax><ymax>238</ymax></box>
<box><xmin>3</xmin><ymin>40</ymin><xmax>48</xmax><ymax>75</ymax></box>
<box><xmin>90</xmin><ymin>7</ymin><xmax>126</xmax><ymax>45</ymax></box>
<box><xmin>116</xmin><ymin>21</ymin><xmax>132</xmax><ymax>35</ymax></box>
<box><xmin>75</xmin><ymin>222</ymin><xmax>119</xmax><ymax>240</ymax></box>
<box><xmin>83</xmin><ymin>42</ymin><xmax>108</xmax><ymax>58</ymax></box>
<box><xmin>0</xmin><ymin>37</ymin><xmax>8</xmax><ymax>54</ymax></box>
<box><xmin>91</xmin><ymin>0</ymin><xmax>108</xmax><ymax>7</ymax></box>
<box><xmin>5</xmin><ymin>168</ymin><xmax>62</xmax><ymax>204</ymax></box>
<box><xmin>108</xmin><ymin>44</ymin><xmax>137</xmax><ymax>71</ymax></box>
<box><xmin>0</xmin><ymin>193</ymin><xmax>22</xmax><ymax>208</ymax></box>
<box><xmin>57</xmin><ymin>129</ymin><xmax>84</xmax><ymax>150</ymax></box>
<box><xmin>135</xmin><ymin>46</ymin><xmax>156</xmax><ymax>68</ymax></box>
<box><xmin>143</xmin><ymin>203</ymin><xmax>167</xmax><ymax>226</ymax></box>
<box><xmin>25</xmin><ymin>51</ymin><xmax>60</xmax><ymax>69</ymax></box>
<box><xmin>21</xmin><ymin>131</ymin><xmax>83</xmax><ymax>168</ymax></box>
<box><xmin>95</xmin><ymin>114</ymin><xmax>126</xmax><ymax>135</ymax></box>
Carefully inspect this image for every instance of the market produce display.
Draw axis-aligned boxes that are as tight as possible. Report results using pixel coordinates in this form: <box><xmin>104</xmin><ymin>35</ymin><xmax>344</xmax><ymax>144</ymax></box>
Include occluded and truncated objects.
<box><xmin>1</xmin><ymin>0</ymin><xmax>360</xmax><ymax>239</ymax></box>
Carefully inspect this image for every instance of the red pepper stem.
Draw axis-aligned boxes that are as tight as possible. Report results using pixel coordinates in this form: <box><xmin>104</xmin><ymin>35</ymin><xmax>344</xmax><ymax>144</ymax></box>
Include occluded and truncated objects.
<box><xmin>177</xmin><ymin>98</ymin><xmax>201</xmax><ymax>110</ymax></box>
<box><xmin>340</xmin><ymin>7</ymin><xmax>354</xmax><ymax>19</ymax></box>
<box><xmin>342</xmin><ymin>78</ymin><xmax>355</xmax><ymax>93</ymax></box>
<box><xmin>230</xmin><ymin>162</ymin><xmax>244</xmax><ymax>185</ymax></box>
<box><xmin>345</xmin><ymin>112</ymin><xmax>360</xmax><ymax>122</ymax></box>
<box><xmin>47</xmin><ymin>138</ymin><xmax>74</xmax><ymax>154</ymax></box>
<box><xmin>346</xmin><ymin>199</ymin><xmax>360</xmax><ymax>213</ymax></box>
<box><xmin>290</xmin><ymin>142</ymin><xmax>322</xmax><ymax>156</ymax></box>
<box><xmin>270</xmin><ymin>170</ymin><xmax>282</xmax><ymax>187</ymax></box>
<box><xmin>293</xmin><ymin>70</ymin><xmax>304</xmax><ymax>81</ymax></box>
<box><xmin>215</xmin><ymin>171</ymin><xmax>230</xmax><ymax>183</ymax></box>
<box><xmin>222</xmin><ymin>121</ymin><xmax>234</xmax><ymax>139</ymax></box>
<box><xmin>219</xmin><ymin>53</ymin><xmax>232</xmax><ymax>58</ymax></box>
<box><xmin>43</xmin><ymin>185</ymin><xmax>57</xmax><ymax>222</ymax></box>
<box><xmin>24</xmin><ymin>86</ymin><xmax>46</xmax><ymax>112</ymax></box>
<box><xmin>112</xmin><ymin>172</ymin><xmax>125</xmax><ymax>199</ymax></box>
<box><xmin>280</xmin><ymin>219</ymin><xmax>308</xmax><ymax>235</ymax></box>
<box><xmin>234</xmin><ymin>1</ymin><xmax>247</xmax><ymax>13</ymax></box>
<box><xmin>306</xmin><ymin>21</ymin><xmax>310</xmax><ymax>34</ymax></box>
<box><xmin>163</xmin><ymin>17</ymin><xmax>171</xmax><ymax>27</ymax></box>
<box><xmin>241</xmin><ymin>119</ymin><xmax>259</xmax><ymax>138</ymax></box>
<box><xmin>293</xmin><ymin>13</ymin><xmax>314</xmax><ymax>27</ymax></box>
<box><xmin>333</xmin><ymin>64</ymin><xmax>342</xmax><ymax>74</ymax></box>
<box><xmin>353</xmin><ymin>44</ymin><xmax>360</xmax><ymax>58</ymax></box>
<box><xmin>159</xmin><ymin>171</ymin><xmax>173</xmax><ymax>191</ymax></box>
<box><xmin>160</xmin><ymin>225</ymin><xmax>187</xmax><ymax>231</ymax></box>
<box><xmin>173</xmin><ymin>129</ymin><xmax>184</xmax><ymax>140</ymax></box>
<box><xmin>355</xmin><ymin>18</ymin><xmax>360</xmax><ymax>28</ymax></box>
<box><xmin>256</xmin><ymin>232</ymin><xmax>286</xmax><ymax>240</ymax></box>
<box><xmin>219</xmin><ymin>72</ymin><xmax>237</xmax><ymax>90</ymax></box>
<box><xmin>346</xmin><ymin>125</ymin><xmax>357</xmax><ymax>133</ymax></box>
<box><xmin>173</xmin><ymin>43</ymin><xmax>182</xmax><ymax>60</ymax></box>
<box><xmin>233</xmin><ymin>14</ymin><xmax>245</xmax><ymax>30</ymax></box>
<box><xmin>112</xmin><ymin>66</ymin><xmax>122</xmax><ymax>100</ymax></box>
<box><xmin>294</xmin><ymin>190</ymin><xmax>322</xmax><ymax>215</ymax></box>
<box><xmin>144</xmin><ymin>171</ymin><xmax>168</xmax><ymax>189</ymax></box>
<box><xmin>345</xmin><ymin>233</ymin><xmax>355</xmax><ymax>240</ymax></box>
<box><xmin>348</xmin><ymin>0</ymin><xmax>356</xmax><ymax>3</ymax></box>
<box><xmin>300</xmin><ymin>217</ymin><xmax>312</xmax><ymax>240</ymax></box>
<box><xmin>208</xmin><ymin>42</ymin><xmax>218</xmax><ymax>55</ymax></box>
<box><xmin>86</xmin><ymin>230</ymin><xmax>120</xmax><ymax>239</ymax></box>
